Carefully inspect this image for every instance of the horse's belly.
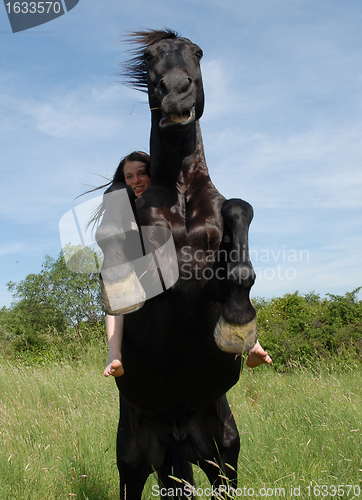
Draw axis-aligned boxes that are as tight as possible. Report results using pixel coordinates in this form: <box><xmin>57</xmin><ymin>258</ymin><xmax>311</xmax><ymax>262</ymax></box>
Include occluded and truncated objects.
<box><xmin>117</xmin><ymin>297</ymin><xmax>241</xmax><ymax>413</ymax></box>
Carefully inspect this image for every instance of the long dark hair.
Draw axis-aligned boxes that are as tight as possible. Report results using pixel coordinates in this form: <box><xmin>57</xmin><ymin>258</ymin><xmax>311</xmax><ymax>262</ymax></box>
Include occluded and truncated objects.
<box><xmin>87</xmin><ymin>151</ymin><xmax>151</xmax><ymax>229</ymax></box>
<box><xmin>111</xmin><ymin>151</ymin><xmax>151</xmax><ymax>184</ymax></box>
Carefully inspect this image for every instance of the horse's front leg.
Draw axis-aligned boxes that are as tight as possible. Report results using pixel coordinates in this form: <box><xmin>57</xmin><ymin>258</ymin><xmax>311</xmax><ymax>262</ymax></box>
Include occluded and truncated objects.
<box><xmin>213</xmin><ymin>199</ymin><xmax>258</xmax><ymax>354</ymax></box>
<box><xmin>95</xmin><ymin>183</ymin><xmax>146</xmax><ymax>315</ymax></box>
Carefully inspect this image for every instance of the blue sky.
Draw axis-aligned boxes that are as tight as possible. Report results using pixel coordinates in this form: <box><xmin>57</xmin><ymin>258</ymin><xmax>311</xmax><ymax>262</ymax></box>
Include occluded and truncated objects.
<box><xmin>1</xmin><ymin>0</ymin><xmax>362</xmax><ymax>307</ymax></box>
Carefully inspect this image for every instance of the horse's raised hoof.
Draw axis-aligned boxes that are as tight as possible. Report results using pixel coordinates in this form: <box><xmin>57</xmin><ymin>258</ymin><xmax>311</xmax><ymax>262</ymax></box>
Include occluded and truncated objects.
<box><xmin>214</xmin><ymin>315</ymin><xmax>258</xmax><ymax>354</ymax></box>
<box><xmin>101</xmin><ymin>271</ymin><xmax>146</xmax><ymax>315</ymax></box>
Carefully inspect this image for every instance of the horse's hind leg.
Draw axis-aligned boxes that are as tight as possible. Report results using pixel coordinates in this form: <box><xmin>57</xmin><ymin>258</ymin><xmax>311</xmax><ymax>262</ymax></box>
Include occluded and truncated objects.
<box><xmin>193</xmin><ymin>396</ymin><xmax>240</xmax><ymax>492</ymax></box>
<box><xmin>119</xmin><ymin>464</ymin><xmax>150</xmax><ymax>500</ymax></box>
<box><xmin>158</xmin><ymin>449</ymin><xmax>194</xmax><ymax>499</ymax></box>
<box><xmin>214</xmin><ymin>198</ymin><xmax>258</xmax><ymax>354</ymax></box>
<box><xmin>117</xmin><ymin>396</ymin><xmax>156</xmax><ymax>500</ymax></box>
<box><xmin>117</xmin><ymin>435</ymin><xmax>151</xmax><ymax>500</ymax></box>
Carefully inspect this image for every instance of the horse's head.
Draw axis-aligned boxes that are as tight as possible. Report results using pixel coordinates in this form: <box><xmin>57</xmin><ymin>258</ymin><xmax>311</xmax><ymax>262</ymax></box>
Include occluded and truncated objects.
<box><xmin>122</xmin><ymin>30</ymin><xmax>205</xmax><ymax>132</ymax></box>
<box><xmin>145</xmin><ymin>37</ymin><xmax>204</xmax><ymax>131</ymax></box>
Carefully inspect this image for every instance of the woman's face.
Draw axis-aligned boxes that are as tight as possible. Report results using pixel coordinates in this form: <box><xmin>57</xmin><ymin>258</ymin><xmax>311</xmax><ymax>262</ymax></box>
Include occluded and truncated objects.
<box><xmin>123</xmin><ymin>161</ymin><xmax>151</xmax><ymax>197</ymax></box>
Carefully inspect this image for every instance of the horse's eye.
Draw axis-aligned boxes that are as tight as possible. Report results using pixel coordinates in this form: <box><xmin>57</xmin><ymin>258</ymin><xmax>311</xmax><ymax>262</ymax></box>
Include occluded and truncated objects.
<box><xmin>144</xmin><ymin>52</ymin><xmax>153</xmax><ymax>65</ymax></box>
<box><xmin>195</xmin><ymin>49</ymin><xmax>203</xmax><ymax>61</ymax></box>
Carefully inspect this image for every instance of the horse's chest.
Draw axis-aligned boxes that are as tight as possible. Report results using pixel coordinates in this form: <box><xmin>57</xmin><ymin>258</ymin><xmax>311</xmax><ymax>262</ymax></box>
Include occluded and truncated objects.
<box><xmin>173</xmin><ymin>194</ymin><xmax>222</xmax><ymax>241</ymax></box>
<box><xmin>169</xmin><ymin>197</ymin><xmax>224</xmax><ymax>279</ymax></box>
<box><xmin>138</xmin><ymin>192</ymin><xmax>224</xmax><ymax>273</ymax></box>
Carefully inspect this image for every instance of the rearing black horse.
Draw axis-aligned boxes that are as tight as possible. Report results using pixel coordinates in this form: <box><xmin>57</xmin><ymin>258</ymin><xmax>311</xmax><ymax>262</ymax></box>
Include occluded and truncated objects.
<box><xmin>96</xmin><ymin>29</ymin><xmax>258</xmax><ymax>500</ymax></box>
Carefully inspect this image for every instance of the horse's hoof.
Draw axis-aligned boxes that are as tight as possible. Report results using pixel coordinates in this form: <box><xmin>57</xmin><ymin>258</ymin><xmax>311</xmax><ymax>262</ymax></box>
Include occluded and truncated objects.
<box><xmin>101</xmin><ymin>271</ymin><xmax>146</xmax><ymax>315</ymax></box>
<box><xmin>214</xmin><ymin>316</ymin><xmax>258</xmax><ymax>354</ymax></box>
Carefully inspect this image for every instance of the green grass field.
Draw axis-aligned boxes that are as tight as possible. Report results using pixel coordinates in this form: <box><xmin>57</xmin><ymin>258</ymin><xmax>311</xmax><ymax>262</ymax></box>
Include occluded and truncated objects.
<box><xmin>1</xmin><ymin>354</ymin><xmax>361</xmax><ymax>499</ymax></box>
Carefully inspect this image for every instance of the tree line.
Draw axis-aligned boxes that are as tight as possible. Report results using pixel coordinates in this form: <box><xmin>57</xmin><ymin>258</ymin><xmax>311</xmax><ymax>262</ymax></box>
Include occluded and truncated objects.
<box><xmin>0</xmin><ymin>247</ymin><xmax>104</xmax><ymax>360</ymax></box>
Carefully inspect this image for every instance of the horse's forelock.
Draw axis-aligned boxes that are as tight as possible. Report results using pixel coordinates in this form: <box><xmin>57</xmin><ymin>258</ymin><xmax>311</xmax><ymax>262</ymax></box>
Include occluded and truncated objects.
<box><xmin>121</xmin><ymin>29</ymin><xmax>179</xmax><ymax>92</ymax></box>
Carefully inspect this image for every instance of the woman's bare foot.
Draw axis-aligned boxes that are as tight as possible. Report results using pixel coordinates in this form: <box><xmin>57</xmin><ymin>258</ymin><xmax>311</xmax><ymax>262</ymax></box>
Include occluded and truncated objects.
<box><xmin>104</xmin><ymin>357</ymin><xmax>124</xmax><ymax>377</ymax></box>
<box><xmin>246</xmin><ymin>340</ymin><xmax>272</xmax><ymax>368</ymax></box>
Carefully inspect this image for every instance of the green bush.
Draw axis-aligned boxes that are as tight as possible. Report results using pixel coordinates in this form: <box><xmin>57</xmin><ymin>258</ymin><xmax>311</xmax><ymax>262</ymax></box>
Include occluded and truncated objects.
<box><xmin>0</xmin><ymin>247</ymin><xmax>106</xmax><ymax>365</ymax></box>
<box><xmin>256</xmin><ymin>288</ymin><xmax>362</xmax><ymax>371</ymax></box>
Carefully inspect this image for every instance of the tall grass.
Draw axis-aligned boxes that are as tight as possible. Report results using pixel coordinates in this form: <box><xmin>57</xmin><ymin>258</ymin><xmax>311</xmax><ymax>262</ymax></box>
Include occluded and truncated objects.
<box><xmin>229</xmin><ymin>363</ymin><xmax>362</xmax><ymax>492</ymax></box>
<box><xmin>0</xmin><ymin>349</ymin><xmax>119</xmax><ymax>500</ymax></box>
<box><xmin>1</xmin><ymin>355</ymin><xmax>361</xmax><ymax>499</ymax></box>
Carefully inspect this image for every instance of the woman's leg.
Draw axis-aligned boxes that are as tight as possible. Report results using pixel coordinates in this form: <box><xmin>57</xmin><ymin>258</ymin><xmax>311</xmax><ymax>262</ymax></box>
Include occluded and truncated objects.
<box><xmin>104</xmin><ymin>314</ymin><xmax>125</xmax><ymax>377</ymax></box>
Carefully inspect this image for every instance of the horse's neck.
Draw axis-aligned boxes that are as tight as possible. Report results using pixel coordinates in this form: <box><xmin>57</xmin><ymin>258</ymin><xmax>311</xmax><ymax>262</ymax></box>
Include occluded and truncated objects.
<box><xmin>150</xmin><ymin>118</ymin><xmax>211</xmax><ymax>193</ymax></box>
<box><xmin>145</xmin><ymin>117</ymin><xmax>224</xmax><ymax>256</ymax></box>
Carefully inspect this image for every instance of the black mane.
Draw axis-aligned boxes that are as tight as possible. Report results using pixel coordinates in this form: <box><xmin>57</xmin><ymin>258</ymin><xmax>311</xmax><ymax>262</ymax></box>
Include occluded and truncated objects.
<box><xmin>120</xmin><ymin>28</ymin><xmax>179</xmax><ymax>91</ymax></box>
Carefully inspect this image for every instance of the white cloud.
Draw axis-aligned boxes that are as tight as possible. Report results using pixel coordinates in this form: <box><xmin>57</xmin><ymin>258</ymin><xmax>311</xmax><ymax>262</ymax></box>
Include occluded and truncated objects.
<box><xmin>1</xmin><ymin>80</ymin><xmax>127</xmax><ymax>140</ymax></box>
<box><xmin>203</xmin><ymin>121</ymin><xmax>362</xmax><ymax>210</ymax></box>
<box><xmin>0</xmin><ymin>243</ymin><xmax>25</xmax><ymax>257</ymax></box>
<box><xmin>0</xmin><ymin>75</ymin><xmax>150</xmax><ymax>226</ymax></box>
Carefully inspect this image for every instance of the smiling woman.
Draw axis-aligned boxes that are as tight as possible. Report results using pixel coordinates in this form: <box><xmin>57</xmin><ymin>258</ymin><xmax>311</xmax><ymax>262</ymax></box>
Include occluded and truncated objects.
<box><xmin>123</xmin><ymin>160</ymin><xmax>151</xmax><ymax>197</ymax></box>
<box><xmin>86</xmin><ymin>151</ymin><xmax>151</xmax><ymax>229</ymax></box>
<box><xmin>101</xmin><ymin>151</ymin><xmax>151</xmax><ymax>379</ymax></box>
<box><xmin>111</xmin><ymin>151</ymin><xmax>151</xmax><ymax>194</ymax></box>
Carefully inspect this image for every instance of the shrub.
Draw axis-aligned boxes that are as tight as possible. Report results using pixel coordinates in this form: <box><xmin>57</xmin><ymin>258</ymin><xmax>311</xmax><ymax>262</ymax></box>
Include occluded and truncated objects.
<box><xmin>256</xmin><ymin>288</ymin><xmax>362</xmax><ymax>371</ymax></box>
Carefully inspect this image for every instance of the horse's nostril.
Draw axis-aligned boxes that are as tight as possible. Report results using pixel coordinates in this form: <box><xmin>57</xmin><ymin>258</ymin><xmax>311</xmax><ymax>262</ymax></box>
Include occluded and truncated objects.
<box><xmin>182</xmin><ymin>78</ymin><xmax>193</xmax><ymax>93</ymax></box>
<box><xmin>159</xmin><ymin>78</ymin><xmax>168</xmax><ymax>94</ymax></box>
